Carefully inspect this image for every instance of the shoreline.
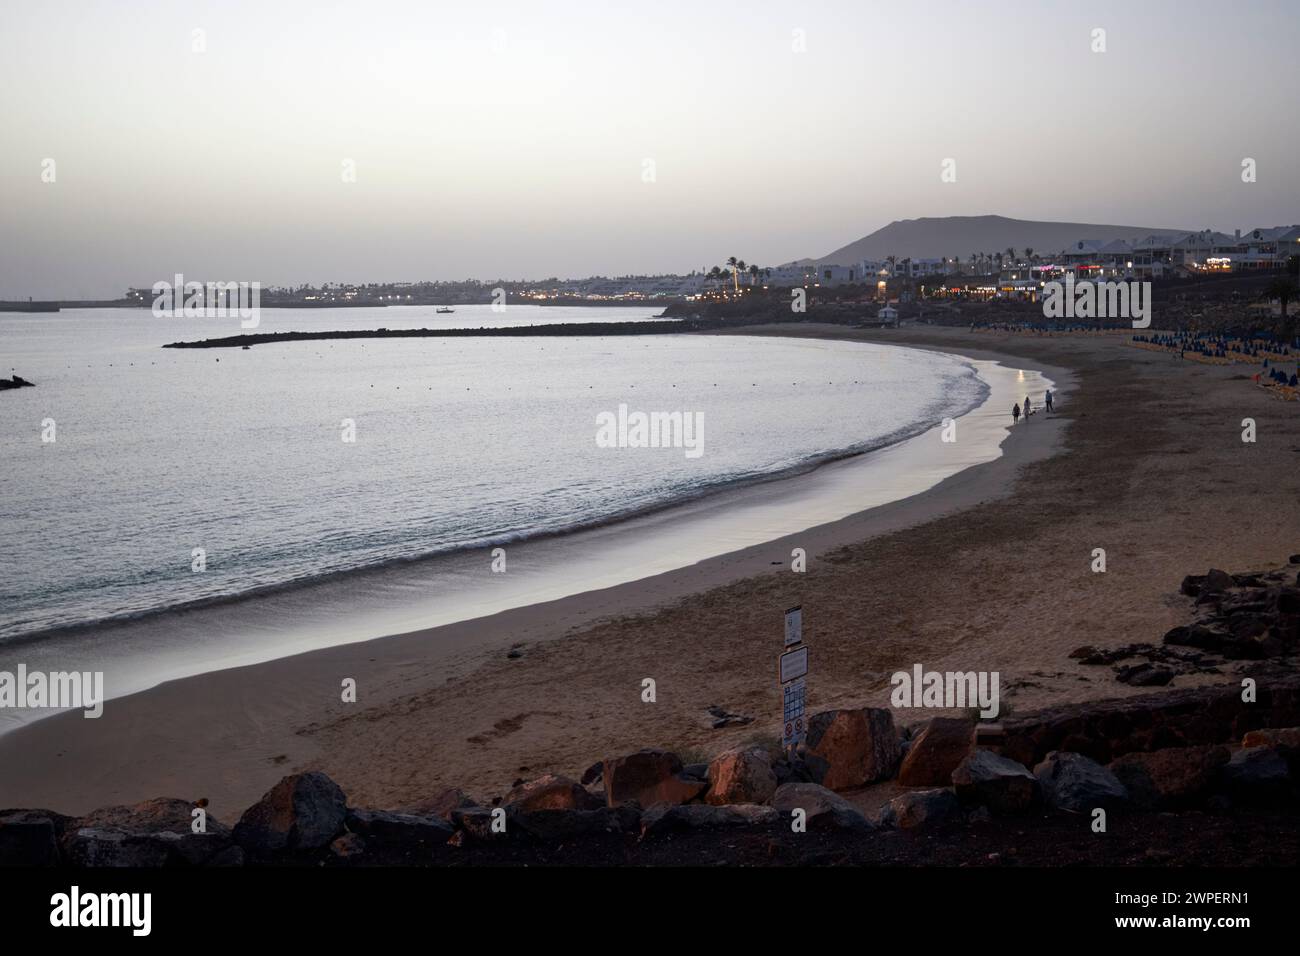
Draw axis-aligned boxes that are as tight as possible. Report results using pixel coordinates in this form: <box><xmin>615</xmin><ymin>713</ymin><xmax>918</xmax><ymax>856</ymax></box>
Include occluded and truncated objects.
<box><xmin>0</xmin><ymin>335</ymin><xmax>1035</xmax><ymax>729</ymax></box>
<box><xmin>0</xmin><ymin>336</ymin><xmax>985</xmax><ymax>651</ymax></box>
<box><xmin>0</xmin><ymin>328</ymin><xmax>1069</xmax><ymax>814</ymax></box>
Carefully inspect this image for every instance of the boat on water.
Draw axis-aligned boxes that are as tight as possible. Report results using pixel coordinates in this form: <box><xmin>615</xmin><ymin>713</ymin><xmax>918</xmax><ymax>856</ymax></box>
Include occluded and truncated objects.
<box><xmin>436</xmin><ymin>307</ymin><xmax>455</xmax><ymax>314</ymax></box>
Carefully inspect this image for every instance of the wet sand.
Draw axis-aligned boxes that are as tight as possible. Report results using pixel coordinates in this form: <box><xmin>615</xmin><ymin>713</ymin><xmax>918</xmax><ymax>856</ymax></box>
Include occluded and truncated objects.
<box><xmin>4</xmin><ymin>324</ymin><xmax>1297</xmax><ymax>821</ymax></box>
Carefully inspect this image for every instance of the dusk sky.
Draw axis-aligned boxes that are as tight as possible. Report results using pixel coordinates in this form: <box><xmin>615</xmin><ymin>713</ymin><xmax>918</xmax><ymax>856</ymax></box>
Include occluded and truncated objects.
<box><xmin>3</xmin><ymin>0</ymin><xmax>1298</xmax><ymax>298</ymax></box>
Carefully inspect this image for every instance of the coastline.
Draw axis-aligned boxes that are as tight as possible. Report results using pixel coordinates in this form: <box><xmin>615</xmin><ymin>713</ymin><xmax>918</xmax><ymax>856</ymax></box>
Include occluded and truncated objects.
<box><xmin>0</xmin><ymin>336</ymin><xmax>1030</xmax><ymax>722</ymax></box>
<box><xmin>0</xmin><ymin>328</ymin><xmax>1070</xmax><ymax>814</ymax></box>
<box><xmin>0</xmin><ymin>336</ymin><xmax>984</xmax><ymax>650</ymax></box>
<box><xmin>44</xmin><ymin>314</ymin><xmax>1300</xmax><ymax>823</ymax></box>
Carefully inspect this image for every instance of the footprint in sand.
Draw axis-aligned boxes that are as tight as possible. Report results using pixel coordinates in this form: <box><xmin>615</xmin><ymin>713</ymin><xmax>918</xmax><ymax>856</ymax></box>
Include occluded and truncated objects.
<box><xmin>466</xmin><ymin>712</ymin><xmax>556</xmax><ymax>746</ymax></box>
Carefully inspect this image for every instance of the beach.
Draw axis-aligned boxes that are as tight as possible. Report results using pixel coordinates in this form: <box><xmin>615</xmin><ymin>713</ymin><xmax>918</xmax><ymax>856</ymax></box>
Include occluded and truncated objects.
<box><xmin>2</xmin><ymin>324</ymin><xmax>1297</xmax><ymax>821</ymax></box>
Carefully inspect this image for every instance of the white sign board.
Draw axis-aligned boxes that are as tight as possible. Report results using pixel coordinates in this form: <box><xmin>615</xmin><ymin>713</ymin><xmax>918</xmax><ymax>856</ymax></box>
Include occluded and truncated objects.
<box><xmin>779</xmin><ymin>646</ymin><xmax>809</xmax><ymax>683</ymax></box>
<box><xmin>782</xmin><ymin>677</ymin><xmax>807</xmax><ymax>750</ymax></box>
<box><xmin>784</xmin><ymin>605</ymin><xmax>802</xmax><ymax>647</ymax></box>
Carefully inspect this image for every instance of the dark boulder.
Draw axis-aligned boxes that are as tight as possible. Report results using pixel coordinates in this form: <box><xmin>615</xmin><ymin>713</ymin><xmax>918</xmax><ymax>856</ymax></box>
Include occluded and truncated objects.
<box><xmin>503</xmin><ymin>773</ymin><xmax>603</xmax><ymax>812</ymax></box>
<box><xmin>1108</xmin><ymin>745</ymin><xmax>1229</xmax><ymax>809</ymax></box>
<box><xmin>803</xmin><ymin>707</ymin><xmax>900</xmax><ymax>790</ymax></box>
<box><xmin>344</xmin><ymin>808</ymin><xmax>454</xmax><ymax>850</ymax></box>
<box><xmin>1115</xmin><ymin>662</ymin><xmax>1176</xmax><ymax>686</ymax></box>
<box><xmin>880</xmin><ymin>788</ymin><xmax>960</xmax><ymax>830</ymax></box>
<box><xmin>1032</xmin><ymin>751</ymin><xmax>1128</xmax><ymax>812</ymax></box>
<box><xmin>898</xmin><ymin>718</ymin><xmax>975</xmax><ymax>786</ymax></box>
<box><xmin>951</xmin><ymin>750</ymin><xmax>1037</xmax><ymax>813</ymax></box>
<box><xmin>769</xmin><ymin>783</ymin><xmax>873</xmax><ymax>831</ymax></box>
<box><xmin>1200</xmin><ymin>568</ymin><xmax>1235</xmax><ymax>597</ymax></box>
<box><xmin>233</xmin><ymin>771</ymin><xmax>347</xmax><ymax>853</ymax></box>
<box><xmin>0</xmin><ymin>810</ymin><xmax>63</xmax><ymax>866</ymax></box>
<box><xmin>63</xmin><ymin>829</ymin><xmax>173</xmax><ymax>867</ymax></box>
<box><xmin>1219</xmin><ymin>746</ymin><xmax>1289</xmax><ymax>801</ymax></box>
<box><xmin>1163</xmin><ymin>623</ymin><xmax>1230</xmax><ymax>651</ymax></box>
<box><xmin>63</xmin><ymin>797</ymin><xmax>233</xmax><ymax>867</ymax></box>
<box><xmin>603</xmin><ymin>749</ymin><xmax>705</xmax><ymax>807</ymax></box>
<box><xmin>705</xmin><ymin>747</ymin><xmax>777</xmax><ymax>806</ymax></box>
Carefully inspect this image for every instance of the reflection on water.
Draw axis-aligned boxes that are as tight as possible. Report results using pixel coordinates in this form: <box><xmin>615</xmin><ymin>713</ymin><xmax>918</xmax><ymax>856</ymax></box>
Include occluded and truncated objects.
<box><xmin>0</xmin><ymin>353</ymin><xmax>1049</xmax><ymax>730</ymax></box>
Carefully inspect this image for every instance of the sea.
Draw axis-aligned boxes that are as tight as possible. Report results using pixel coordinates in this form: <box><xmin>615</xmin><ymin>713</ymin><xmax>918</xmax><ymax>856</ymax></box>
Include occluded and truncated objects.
<box><xmin>0</xmin><ymin>304</ymin><xmax>1023</xmax><ymax>714</ymax></box>
<box><xmin>0</xmin><ymin>304</ymin><xmax>990</xmax><ymax>641</ymax></box>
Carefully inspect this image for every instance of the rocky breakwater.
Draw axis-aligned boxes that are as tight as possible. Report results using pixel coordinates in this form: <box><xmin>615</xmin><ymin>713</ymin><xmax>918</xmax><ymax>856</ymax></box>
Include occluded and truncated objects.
<box><xmin>5</xmin><ymin>684</ymin><xmax>1299</xmax><ymax>866</ymax></box>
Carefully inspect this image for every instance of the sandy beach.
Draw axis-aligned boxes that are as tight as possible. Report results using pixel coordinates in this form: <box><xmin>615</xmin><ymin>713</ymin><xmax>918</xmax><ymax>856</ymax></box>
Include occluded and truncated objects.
<box><xmin>3</xmin><ymin>324</ymin><xmax>1298</xmax><ymax>822</ymax></box>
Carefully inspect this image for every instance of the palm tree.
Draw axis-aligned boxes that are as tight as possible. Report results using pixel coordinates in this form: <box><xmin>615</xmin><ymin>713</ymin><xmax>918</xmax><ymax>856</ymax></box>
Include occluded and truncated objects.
<box><xmin>748</xmin><ymin>264</ymin><xmax>760</xmax><ymax>286</ymax></box>
<box><xmin>1264</xmin><ymin>276</ymin><xmax>1300</xmax><ymax>344</ymax></box>
<box><xmin>726</xmin><ymin>257</ymin><xmax>740</xmax><ymax>294</ymax></box>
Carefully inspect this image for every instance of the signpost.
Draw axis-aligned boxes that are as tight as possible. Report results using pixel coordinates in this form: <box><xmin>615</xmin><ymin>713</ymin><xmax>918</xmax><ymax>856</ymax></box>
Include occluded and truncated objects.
<box><xmin>779</xmin><ymin>645</ymin><xmax>809</xmax><ymax>683</ymax></box>
<box><xmin>781</xmin><ymin>606</ymin><xmax>808</xmax><ymax>752</ymax></box>
<box><xmin>784</xmin><ymin>605</ymin><xmax>802</xmax><ymax>647</ymax></box>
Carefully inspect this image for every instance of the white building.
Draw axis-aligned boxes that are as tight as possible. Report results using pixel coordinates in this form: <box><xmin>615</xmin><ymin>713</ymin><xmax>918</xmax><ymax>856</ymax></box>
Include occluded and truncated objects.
<box><xmin>815</xmin><ymin>264</ymin><xmax>861</xmax><ymax>285</ymax></box>
<box><xmin>763</xmin><ymin>264</ymin><xmax>817</xmax><ymax>286</ymax></box>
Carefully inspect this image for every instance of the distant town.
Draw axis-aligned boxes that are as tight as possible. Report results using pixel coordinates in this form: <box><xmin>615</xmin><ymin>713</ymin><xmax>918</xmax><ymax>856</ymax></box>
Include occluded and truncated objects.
<box><xmin>111</xmin><ymin>224</ymin><xmax>1299</xmax><ymax>310</ymax></box>
<box><xmin>3</xmin><ymin>221</ymin><xmax>1296</xmax><ymax>316</ymax></box>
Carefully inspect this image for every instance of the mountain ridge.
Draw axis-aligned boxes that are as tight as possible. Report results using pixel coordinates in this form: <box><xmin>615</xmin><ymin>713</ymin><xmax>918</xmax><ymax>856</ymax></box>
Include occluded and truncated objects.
<box><xmin>805</xmin><ymin>214</ymin><xmax>1195</xmax><ymax>266</ymax></box>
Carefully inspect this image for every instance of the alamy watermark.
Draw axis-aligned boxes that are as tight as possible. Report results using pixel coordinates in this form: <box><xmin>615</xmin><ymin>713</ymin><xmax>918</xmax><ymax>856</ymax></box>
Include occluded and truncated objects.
<box><xmin>595</xmin><ymin>404</ymin><xmax>704</xmax><ymax>459</ymax></box>
<box><xmin>890</xmin><ymin>663</ymin><xmax>1000</xmax><ymax>718</ymax></box>
<box><xmin>1042</xmin><ymin>276</ymin><xmax>1150</xmax><ymax>328</ymax></box>
<box><xmin>151</xmin><ymin>274</ymin><xmax>260</xmax><ymax>328</ymax></box>
<box><xmin>0</xmin><ymin>665</ymin><xmax>104</xmax><ymax>718</ymax></box>
<box><xmin>50</xmin><ymin>886</ymin><xmax>150</xmax><ymax>936</ymax></box>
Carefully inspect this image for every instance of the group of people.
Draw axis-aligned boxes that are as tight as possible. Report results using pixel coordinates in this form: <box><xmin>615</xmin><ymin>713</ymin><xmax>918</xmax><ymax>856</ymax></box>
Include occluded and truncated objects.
<box><xmin>1012</xmin><ymin>389</ymin><xmax>1052</xmax><ymax>424</ymax></box>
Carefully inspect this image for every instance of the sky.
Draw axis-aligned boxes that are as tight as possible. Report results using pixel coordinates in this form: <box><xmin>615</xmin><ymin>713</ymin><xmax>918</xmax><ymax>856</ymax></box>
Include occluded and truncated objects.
<box><xmin>2</xmin><ymin>0</ymin><xmax>1298</xmax><ymax>298</ymax></box>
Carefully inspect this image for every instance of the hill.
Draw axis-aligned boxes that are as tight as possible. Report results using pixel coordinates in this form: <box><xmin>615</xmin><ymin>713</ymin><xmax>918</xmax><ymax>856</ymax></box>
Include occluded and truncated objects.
<box><xmin>810</xmin><ymin>215</ymin><xmax>1191</xmax><ymax>266</ymax></box>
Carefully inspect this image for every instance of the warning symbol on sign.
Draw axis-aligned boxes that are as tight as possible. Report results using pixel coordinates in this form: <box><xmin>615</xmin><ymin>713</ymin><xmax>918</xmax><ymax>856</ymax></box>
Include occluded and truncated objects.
<box><xmin>782</xmin><ymin>677</ymin><xmax>807</xmax><ymax>750</ymax></box>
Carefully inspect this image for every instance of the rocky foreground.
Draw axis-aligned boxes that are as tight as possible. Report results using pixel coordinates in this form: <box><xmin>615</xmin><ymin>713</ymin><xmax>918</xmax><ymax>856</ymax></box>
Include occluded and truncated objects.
<box><xmin>3</xmin><ymin>678</ymin><xmax>1298</xmax><ymax>867</ymax></box>
<box><xmin>4</xmin><ymin>564</ymin><xmax>1300</xmax><ymax>868</ymax></box>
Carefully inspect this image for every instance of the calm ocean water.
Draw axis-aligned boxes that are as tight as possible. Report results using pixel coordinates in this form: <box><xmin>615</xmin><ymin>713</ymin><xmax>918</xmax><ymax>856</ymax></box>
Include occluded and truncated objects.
<box><xmin>0</xmin><ymin>305</ymin><xmax>986</xmax><ymax>641</ymax></box>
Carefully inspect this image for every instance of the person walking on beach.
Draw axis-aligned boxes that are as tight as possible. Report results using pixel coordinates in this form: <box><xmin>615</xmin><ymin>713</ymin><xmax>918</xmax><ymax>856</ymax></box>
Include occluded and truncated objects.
<box><xmin>1012</xmin><ymin>403</ymin><xmax>1020</xmax><ymax>424</ymax></box>
<box><xmin>1045</xmin><ymin>389</ymin><xmax>1053</xmax><ymax>412</ymax></box>
<box><xmin>1023</xmin><ymin>395</ymin><xmax>1032</xmax><ymax>418</ymax></box>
